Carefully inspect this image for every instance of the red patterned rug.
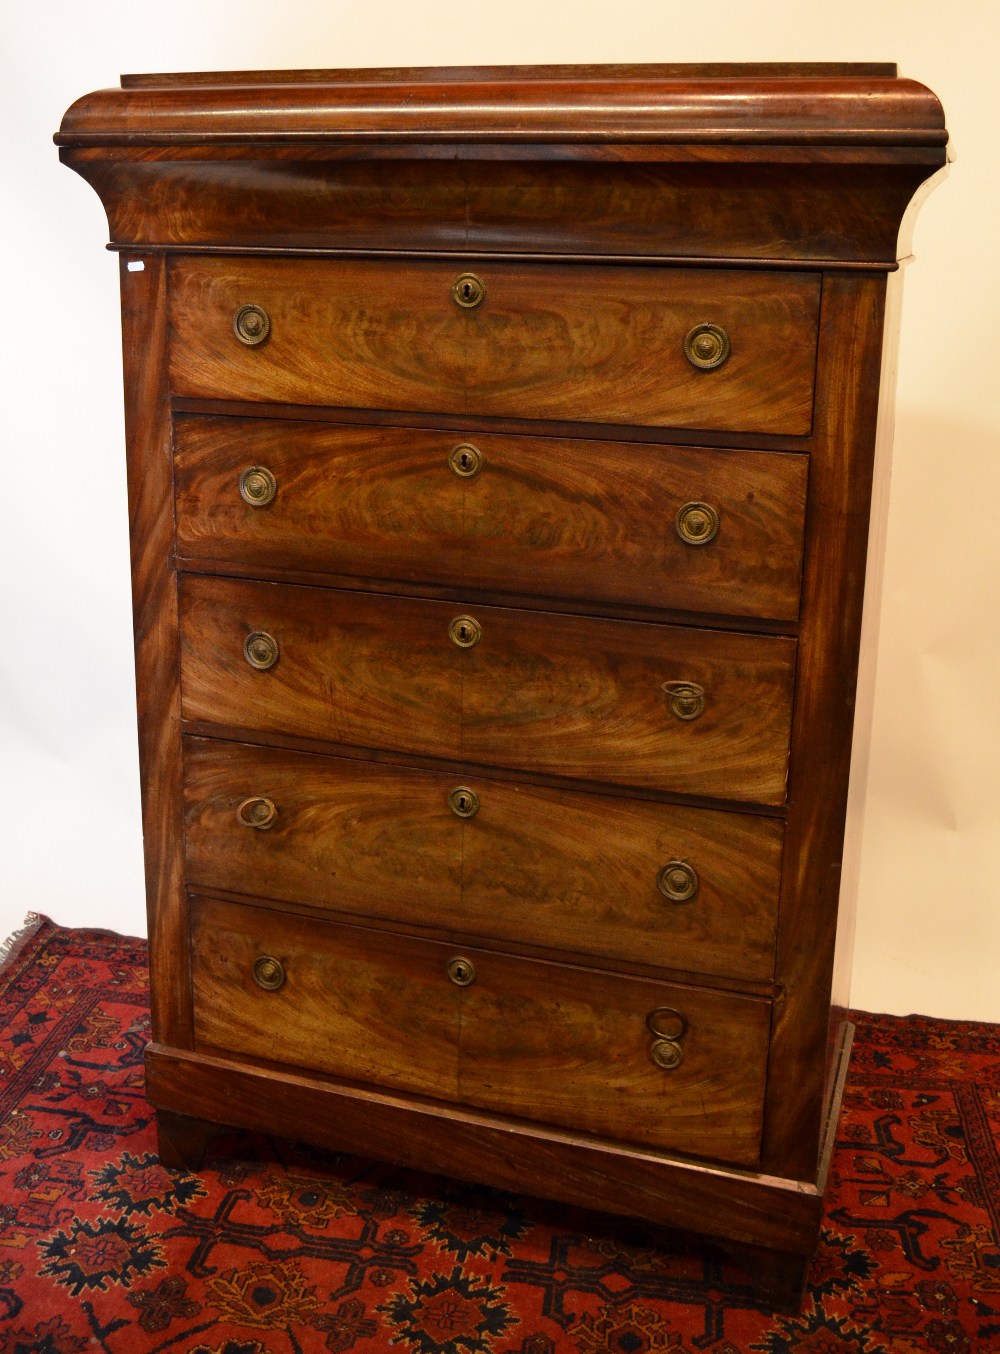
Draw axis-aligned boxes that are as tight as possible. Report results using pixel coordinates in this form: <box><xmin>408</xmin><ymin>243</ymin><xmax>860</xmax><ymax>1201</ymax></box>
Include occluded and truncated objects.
<box><xmin>1</xmin><ymin>914</ymin><xmax>998</xmax><ymax>1353</ymax></box>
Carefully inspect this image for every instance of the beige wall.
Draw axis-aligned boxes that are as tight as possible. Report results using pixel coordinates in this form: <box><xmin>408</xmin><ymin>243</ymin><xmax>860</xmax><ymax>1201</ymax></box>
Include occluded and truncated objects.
<box><xmin>1</xmin><ymin>2</ymin><xmax>996</xmax><ymax>1017</ymax></box>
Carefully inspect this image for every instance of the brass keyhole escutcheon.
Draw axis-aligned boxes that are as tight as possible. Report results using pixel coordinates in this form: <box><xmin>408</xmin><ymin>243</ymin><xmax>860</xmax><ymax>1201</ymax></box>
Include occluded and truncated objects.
<box><xmin>646</xmin><ymin>1006</ymin><xmax>688</xmax><ymax>1071</ymax></box>
<box><xmin>233</xmin><ymin>303</ymin><xmax>271</xmax><ymax>347</ymax></box>
<box><xmin>683</xmin><ymin>323</ymin><xmax>731</xmax><ymax>370</ymax></box>
<box><xmin>448</xmin><ymin>786</ymin><xmax>480</xmax><ymax>819</ymax></box>
<box><xmin>447</xmin><ymin>956</ymin><xmax>477</xmax><ymax>986</ymax></box>
<box><xmin>448</xmin><ymin>443</ymin><xmax>483</xmax><ymax>479</ymax></box>
<box><xmin>452</xmin><ymin>272</ymin><xmax>486</xmax><ymax>309</ymax></box>
<box><xmin>662</xmin><ymin>680</ymin><xmax>705</xmax><ymax>722</ymax></box>
<box><xmin>651</xmin><ymin>1040</ymin><xmax>685</xmax><ymax>1070</ymax></box>
<box><xmin>239</xmin><ymin>466</ymin><xmax>277</xmax><ymax>507</ymax></box>
<box><xmin>237</xmin><ymin>795</ymin><xmax>277</xmax><ymax>830</ymax></box>
<box><xmin>657</xmin><ymin>860</ymin><xmax>699</xmax><ymax>903</ymax></box>
<box><xmin>448</xmin><ymin>615</ymin><xmax>482</xmax><ymax>649</ymax></box>
<box><xmin>244</xmin><ymin>631</ymin><xmax>279</xmax><ymax>670</ymax></box>
<box><xmin>253</xmin><ymin>954</ymin><xmax>286</xmax><ymax>991</ymax></box>
<box><xmin>675</xmin><ymin>501</ymin><xmax>719</xmax><ymax>546</ymax></box>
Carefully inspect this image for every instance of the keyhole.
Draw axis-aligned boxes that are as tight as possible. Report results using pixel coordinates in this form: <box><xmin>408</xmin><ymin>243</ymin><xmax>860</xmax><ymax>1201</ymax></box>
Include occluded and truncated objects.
<box><xmin>462</xmin><ymin>282</ymin><xmax>473</xmax><ymax>301</ymax></box>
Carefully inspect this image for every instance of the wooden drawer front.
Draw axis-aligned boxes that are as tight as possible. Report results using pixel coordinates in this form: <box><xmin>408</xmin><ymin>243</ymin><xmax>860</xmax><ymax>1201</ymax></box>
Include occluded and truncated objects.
<box><xmin>168</xmin><ymin>258</ymin><xmax>820</xmax><ymax>436</ymax></box>
<box><xmin>178</xmin><ymin>576</ymin><xmax>796</xmax><ymax>804</ymax></box>
<box><xmin>191</xmin><ymin>896</ymin><xmax>770</xmax><ymax>1165</ymax></box>
<box><xmin>174</xmin><ymin>415</ymin><xmax>809</xmax><ymax>621</ymax></box>
<box><xmin>182</xmin><ymin>737</ymin><xmax>784</xmax><ymax>981</ymax></box>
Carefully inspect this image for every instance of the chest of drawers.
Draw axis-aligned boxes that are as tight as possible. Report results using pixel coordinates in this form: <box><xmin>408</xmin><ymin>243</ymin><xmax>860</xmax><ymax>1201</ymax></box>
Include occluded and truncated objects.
<box><xmin>57</xmin><ymin>63</ymin><xmax>947</xmax><ymax>1304</ymax></box>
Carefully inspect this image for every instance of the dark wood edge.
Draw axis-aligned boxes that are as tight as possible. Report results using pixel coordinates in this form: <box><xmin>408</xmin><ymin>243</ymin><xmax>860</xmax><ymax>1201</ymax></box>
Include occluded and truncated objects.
<box><xmin>105</xmin><ymin>242</ymin><xmax>899</xmax><ymax>273</ymax></box>
<box><xmin>169</xmin><ymin>396</ymin><xmax>815</xmax><ymax>455</ymax></box>
<box><xmin>177</xmin><ymin>720</ymin><xmax>791</xmax><ymax>820</ymax></box>
<box><xmin>173</xmin><ymin>556</ymin><xmax>800</xmax><ymax>636</ymax></box>
<box><xmin>57</xmin><ymin>131</ymin><xmax>949</xmax><ymax>150</ymax></box>
<box><xmin>120</xmin><ymin>63</ymin><xmax>901</xmax><ymax>88</ymax></box>
<box><xmin>145</xmin><ymin>1041</ymin><xmax>824</xmax><ymax>1254</ymax></box>
<box><xmin>183</xmin><ymin>885</ymin><xmax>781</xmax><ymax>997</ymax></box>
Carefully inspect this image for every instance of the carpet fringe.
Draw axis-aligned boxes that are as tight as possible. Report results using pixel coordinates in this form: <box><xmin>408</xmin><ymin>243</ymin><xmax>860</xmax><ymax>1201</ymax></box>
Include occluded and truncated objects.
<box><xmin>0</xmin><ymin>912</ymin><xmax>47</xmax><ymax>979</ymax></box>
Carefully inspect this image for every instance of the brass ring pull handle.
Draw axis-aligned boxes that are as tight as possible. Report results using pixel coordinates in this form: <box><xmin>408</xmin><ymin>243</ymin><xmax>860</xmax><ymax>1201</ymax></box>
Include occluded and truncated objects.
<box><xmin>237</xmin><ymin>795</ymin><xmax>277</xmax><ymax>830</ymax></box>
<box><xmin>657</xmin><ymin>860</ymin><xmax>699</xmax><ymax>903</ymax></box>
<box><xmin>646</xmin><ymin>1006</ymin><xmax>688</xmax><ymax>1071</ymax></box>
<box><xmin>448</xmin><ymin>786</ymin><xmax>480</xmax><ymax>819</ymax></box>
<box><xmin>244</xmin><ymin>631</ymin><xmax>279</xmax><ymax>671</ymax></box>
<box><xmin>253</xmin><ymin>954</ymin><xmax>285</xmax><ymax>991</ymax></box>
<box><xmin>448</xmin><ymin>615</ymin><xmax>482</xmax><ymax>649</ymax></box>
<box><xmin>675</xmin><ymin>501</ymin><xmax>719</xmax><ymax>546</ymax></box>
<box><xmin>448</xmin><ymin>443</ymin><xmax>483</xmax><ymax>478</ymax></box>
<box><xmin>447</xmin><ymin>956</ymin><xmax>477</xmax><ymax>986</ymax></box>
<box><xmin>662</xmin><ymin>680</ymin><xmax>705</xmax><ymax>722</ymax></box>
<box><xmin>233</xmin><ymin>303</ymin><xmax>271</xmax><ymax>347</ymax></box>
<box><xmin>239</xmin><ymin>466</ymin><xmax>277</xmax><ymax>507</ymax></box>
<box><xmin>452</xmin><ymin>273</ymin><xmax>486</xmax><ymax>309</ymax></box>
<box><xmin>683</xmin><ymin>323</ymin><xmax>730</xmax><ymax>370</ymax></box>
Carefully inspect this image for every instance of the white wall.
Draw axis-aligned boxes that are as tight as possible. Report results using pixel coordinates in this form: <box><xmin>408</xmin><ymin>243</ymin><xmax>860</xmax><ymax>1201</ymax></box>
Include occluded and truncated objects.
<box><xmin>1</xmin><ymin>2</ymin><xmax>996</xmax><ymax>1018</ymax></box>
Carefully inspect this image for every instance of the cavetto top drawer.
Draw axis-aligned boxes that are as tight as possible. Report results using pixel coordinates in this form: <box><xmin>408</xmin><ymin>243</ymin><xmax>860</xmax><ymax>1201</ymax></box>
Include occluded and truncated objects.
<box><xmin>168</xmin><ymin>258</ymin><xmax>820</xmax><ymax>437</ymax></box>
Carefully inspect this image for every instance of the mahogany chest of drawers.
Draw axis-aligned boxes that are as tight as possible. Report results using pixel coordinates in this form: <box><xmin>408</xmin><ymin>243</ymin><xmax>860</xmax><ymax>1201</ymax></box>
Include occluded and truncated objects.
<box><xmin>57</xmin><ymin>63</ymin><xmax>947</xmax><ymax>1302</ymax></box>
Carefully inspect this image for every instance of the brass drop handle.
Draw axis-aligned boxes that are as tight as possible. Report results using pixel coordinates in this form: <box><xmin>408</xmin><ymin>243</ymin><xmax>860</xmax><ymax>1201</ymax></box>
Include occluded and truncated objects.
<box><xmin>253</xmin><ymin>954</ymin><xmax>285</xmax><ymax>991</ymax></box>
<box><xmin>237</xmin><ymin>796</ymin><xmax>277</xmax><ymax>830</ymax></box>
<box><xmin>683</xmin><ymin>323</ymin><xmax>730</xmax><ymax>370</ymax></box>
<box><xmin>244</xmin><ymin>631</ymin><xmax>279</xmax><ymax>671</ymax></box>
<box><xmin>662</xmin><ymin>680</ymin><xmax>705</xmax><ymax>722</ymax></box>
<box><xmin>448</xmin><ymin>443</ymin><xmax>483</xmax><ymax>479</ymax></box>
<box><xmin>675</xmin><ymin>501</ymin><xmax>719</xmax><ymax>546</ymax></box>
<box><xmin>452</xmin><ymin>272</ymin><xmax>486</xmax><ymax>309</ymax></box>
<box><xmin>448</xmin><ymin>615</ymin><xmax>482</xmax><ymax>649</ymax></box>
<box><xmin>447</xmin><ymin>956</ymin><xmax>477</xmax><ymax>986</ymax></box>
<box><xmin>233</xmin><ymin>303</ymin><xmax>271</xmax><ymax>347</ymax></box>
<box><xmin>448</xmin><ymin>786</ymin><xmax>480</xmax><ymax>819</ymax></box>
<box><xmin>239</xmin><ymin>466</ymin><xmax>277</xmax><ymax>507</ymax></box>
<box><xmin>657</xmin><ymin>860</ymin><xmax>699</xmax><ymax>903</ymax></box>
<box><xmin>646</xmin><ymin>1006</ymin><xmax>688</xmax><ymax>1070</ymax></box>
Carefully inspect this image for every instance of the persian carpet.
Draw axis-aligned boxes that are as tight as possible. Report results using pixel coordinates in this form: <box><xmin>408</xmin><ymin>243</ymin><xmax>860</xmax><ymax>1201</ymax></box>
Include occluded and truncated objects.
<box><xmin>1</xmin><ymin>914</ymin><xmax>998</xmax><ymax>1354</ymax></box>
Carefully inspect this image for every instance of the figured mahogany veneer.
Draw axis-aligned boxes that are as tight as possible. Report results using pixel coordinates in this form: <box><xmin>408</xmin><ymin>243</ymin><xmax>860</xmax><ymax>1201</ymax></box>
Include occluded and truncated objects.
<box><xmin>182</xmin><ymin>736</ymin><xmax>784</xmax><ymax>981</ymax></box>
<box><xmin>168</xmin><ymin>258</ymin><xmax>820</xmax><ymax>435</ymax></box>
<box><xmin>178</xmin><ymin>574</ymin><xmax>797</xmax><ymax>803</ymax></box>
<box><xmin>191</xmin><ymin>895</ymin><xmax>771</xmax><ymax>1166</ymax></box>
<box><xmin>174</xmin><ymin>416</ymin><xmax>810</xmax><ymax>621</ymax></box>
<box><xmin>58</xmin><ymin>63</ymin><xmax>947</xmax><ymax>1308</ymax></box>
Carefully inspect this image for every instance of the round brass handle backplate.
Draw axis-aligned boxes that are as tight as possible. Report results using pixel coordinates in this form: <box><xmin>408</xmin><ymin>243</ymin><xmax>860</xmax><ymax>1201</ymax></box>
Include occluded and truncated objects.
<box><xmin>683</xmin><ymin>323</ymin><xmax>731</xmax><ymax>370</ymax></box>
<box><xmin>650</xmin><ymin>1039</ymin><xmax>685</xmax><ymax>1071</ymax></box>
<box><xmin>657</xmin><ymin>860</ymin><xmax>699</xmax><ymax>903</ymax></box>
<box><xmin>661</xmin><ymin>680</ymin><xmax>705</xmax><ymax>722</ymax></box>
<box><xmin>233</xmin><ymin>303</ymin><xmax>271</xmax><ymax>347</ymax></box>
<box><xmin>449</xmin><ymin>443</ymin><xmax>483</xmax><ymax>478</ymax></box>
<box><xmin>675</xmin><ymin>501</ymin><xmax>719</xmax><ymax>546</ymax></box>
<box><xmin>237</xmin><ymin>795</ymin><xmax>277</xmax><ymax>830</ymax></box>
<box><xmin>239</xmin><ymin>466</ymin><xmax>277</xmax><ymax>507</ymax></box>
<box><xmin>253</xmin><ymin>954</ymin><xmax>286</xmax><ymax>991</ymax></box>
<box><xmin>244</xmin><ymin>631</ymin><xmax>279</xmax><ymax>671</ymax></box>
<box><xmin>448</xmin><ymin>615</ymin><xmax>482</xmax><ymax>649</ymax></box>
<box><xmin>452</xmin><ymin>273</ymin><xmax>486</xmax><ymax>309</ymax></box>
<box><xmin>447</xmin><ymin>956</ymin><xmax>477</xmax><ymax>986</ymax></box>
<box><xmin>647</xmin><ymin>1007</ymin><xmax>688</xmax><ymax>1072</ymax></box>
<box><xmin>448</xmin><ymin>786</ymin><xmax>480</xmax><ymax>819</ymax></box>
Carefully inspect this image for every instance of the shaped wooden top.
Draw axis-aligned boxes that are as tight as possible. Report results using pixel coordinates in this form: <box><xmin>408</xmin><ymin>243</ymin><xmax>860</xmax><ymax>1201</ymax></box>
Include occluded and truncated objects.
<box><xmin>57</xmin><ymin>63</ymin><xmax>946</xmax><ymax>152</ymax></box>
